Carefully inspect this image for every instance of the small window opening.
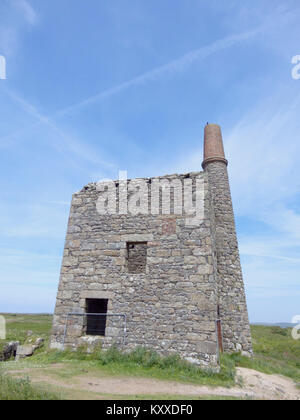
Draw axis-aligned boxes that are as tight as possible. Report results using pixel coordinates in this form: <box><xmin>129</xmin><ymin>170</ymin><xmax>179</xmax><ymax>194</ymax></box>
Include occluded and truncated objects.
<box><xmin>127</xmin><ymin>242</ymin><xmax>147</xmax><ymax>273</ymax></box>
<box><xmin>85</xmin><ymin>298</ymin><xmax>108</xmax><ymax>336</ymax></box>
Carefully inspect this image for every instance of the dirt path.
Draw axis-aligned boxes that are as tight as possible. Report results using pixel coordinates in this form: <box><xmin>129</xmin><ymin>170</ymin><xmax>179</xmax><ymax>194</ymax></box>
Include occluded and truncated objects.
<box><xmin>7</xmin><ymin>364</ymin><xmax>300</xmax><ymax>400</ymax></box>
<box><xmin>236</xmin><ymin>367</ymin><xmax>300</xmax><ymax>400</ymax></box>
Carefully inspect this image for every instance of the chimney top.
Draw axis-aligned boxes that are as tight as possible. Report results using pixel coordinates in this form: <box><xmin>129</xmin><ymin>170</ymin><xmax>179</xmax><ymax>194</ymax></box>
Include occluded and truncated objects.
<box><xmin>202</xmin><ymin>124</ymin><xmax>228</xmax><ymax>169</ymax></box>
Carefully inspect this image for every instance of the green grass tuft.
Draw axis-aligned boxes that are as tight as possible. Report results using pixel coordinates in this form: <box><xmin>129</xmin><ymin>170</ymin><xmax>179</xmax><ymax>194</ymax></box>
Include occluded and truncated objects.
<box><xmin>32</xmin><ymin>345</ymin><xmax>235</xmax><ymax>387</ymax></box>
<box><xmin>0</xmin><ymin>370</ymin><xmax>61</xmax><ymax>400</ymax></box>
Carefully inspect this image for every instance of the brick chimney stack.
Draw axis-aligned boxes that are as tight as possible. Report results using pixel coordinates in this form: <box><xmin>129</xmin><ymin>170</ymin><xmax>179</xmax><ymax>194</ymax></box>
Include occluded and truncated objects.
<box><xmin>202</xmin><ymin>124</ymin><xmax>228</xmax><ymax>169</ymax></box>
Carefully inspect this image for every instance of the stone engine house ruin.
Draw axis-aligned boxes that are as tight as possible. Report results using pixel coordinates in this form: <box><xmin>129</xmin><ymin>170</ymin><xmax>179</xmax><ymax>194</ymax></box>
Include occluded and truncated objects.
<box><xmin>50</xmin><ymin>124</ymin><xmax>252</xmax><ymax>366</ymax></box>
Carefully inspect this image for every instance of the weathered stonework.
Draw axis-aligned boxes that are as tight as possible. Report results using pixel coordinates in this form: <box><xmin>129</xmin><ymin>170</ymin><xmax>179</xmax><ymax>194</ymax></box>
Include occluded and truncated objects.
<box><xmin>204</xmin><ymin>161</ymin><xmax>252</xmax><ymax>353</ymax></box>
<box><xmin>50</xmin><ymin>124</ymin><xmax>252</xmax><ymax>366</ymax></box>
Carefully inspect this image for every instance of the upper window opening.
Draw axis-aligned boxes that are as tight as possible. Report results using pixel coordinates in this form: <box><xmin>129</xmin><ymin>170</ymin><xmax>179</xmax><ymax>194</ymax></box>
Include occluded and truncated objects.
<box><xmin>127</xmin><ymin>242</ymin><xmax>147</xmax><ymax>274</ymax></box>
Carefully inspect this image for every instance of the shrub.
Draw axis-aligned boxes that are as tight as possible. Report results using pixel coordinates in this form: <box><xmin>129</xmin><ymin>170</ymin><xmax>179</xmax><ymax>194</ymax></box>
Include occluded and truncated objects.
<box><xmin>270</xmin><ymin>327</ymin><xmax>288</xmax><ymax>336</ymax></box>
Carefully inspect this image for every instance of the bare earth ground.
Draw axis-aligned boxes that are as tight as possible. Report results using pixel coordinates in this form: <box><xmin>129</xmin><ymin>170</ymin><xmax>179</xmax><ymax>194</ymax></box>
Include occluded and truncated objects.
<box><xmin>6</xmin><ymin>363</ymin><xmax>300</xmax><ymax>400</ymax></box>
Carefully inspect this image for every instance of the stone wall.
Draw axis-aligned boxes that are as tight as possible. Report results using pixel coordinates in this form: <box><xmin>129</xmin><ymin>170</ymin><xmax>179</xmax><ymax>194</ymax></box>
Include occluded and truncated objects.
<box><xmin>51</xmin><ymin>146</ymin><xmax>253</xmax><ymax>364</ymax></box>
<box><xmin>50</xmin><ymin>172</ymin><xmax>220</xmax><ymax>366</ymax></box>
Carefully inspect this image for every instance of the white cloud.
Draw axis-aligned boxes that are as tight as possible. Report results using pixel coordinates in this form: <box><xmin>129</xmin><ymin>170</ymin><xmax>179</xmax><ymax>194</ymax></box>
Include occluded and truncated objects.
<box><xmin>0</xmin><ymin>0</ymin><xmax>38</xmax><ymax>56</ymax></box>
<box><xmin>242</xmin><ymin>255</ymin><xmax>300</xmax><ymax>294</ymax></box>
<box><xmin>53</xmin><ymin>4</ymin><xmax>299</xmax><ymax>117</ymax></box>
<box><xmin>224</xmin><ymin>91</ymin><xmax>300</xmax><ymax>247</ymax></box>
<box><xmin>172</xmin><ymin>87</ymin><xmax>300</xmax><ymax>235</ymax></box>
<box><xmin>58</xmin><ymin>27</ymin><xmax>262</xmax><ymax>116</ymax></box>
<box><xmin>0</xmin><ymin>25</ymin><xmax>18</xmax><ymax>57</ymax></box>
<box><xmin>0</xmin><ymin>249</ymin><xmax>60</xmax><ymax>272</ymax></box>
<box><xmin>0</xmin><ymin>248</ymin><xmax>59</xmax><ymax>313</ymax></box>
<box><xmin>0</xmin><ymin>283</ymin><xmax>56</xmax><ymax>313</ymax></box>
<box><xmin>165</xmin><ymin>84</ymin><xmax>300</xmax><ymax>322</ymax></box>
<box><xmin>239</xmin><ymin>236</ymin><xmax>300</xmax><ymax>262</ymax></box>
<box><xmin>12</xmin><ymin>0</ymin><xmax>38</xmax><ymax>26</ymax></box>
<box><xmin>2</xmin><ymin>87</ymin><xmax>116</xmax><ymax>170</ymax></box>
<box><xmin>0</xmin><ymin>202</ymin><xmax>68</xmax><ymax>239</ymax></box>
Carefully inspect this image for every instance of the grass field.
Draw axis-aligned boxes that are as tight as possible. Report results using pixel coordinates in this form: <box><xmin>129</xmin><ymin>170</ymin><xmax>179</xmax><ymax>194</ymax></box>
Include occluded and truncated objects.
<box><xmin>230</xmin><ymin>325</ymin><xmax>300</xmax><ymax>383</ymax></box>
<box><xmin>0</xmin><ymin>314</ymin><xmax>52</xmax><ymax>352</ymax></box>
<box><xmin>0</xmin><ymin>314</ymin><xmax>299</xmax><ymax>400</ymax></box>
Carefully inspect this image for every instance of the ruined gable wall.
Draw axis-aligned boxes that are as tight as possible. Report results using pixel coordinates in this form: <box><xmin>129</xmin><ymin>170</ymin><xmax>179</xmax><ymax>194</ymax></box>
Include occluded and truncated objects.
<box><xmin>50</xmin><ymin>172</ymin><xmax>220</xmax><ymax>366</ymax></box>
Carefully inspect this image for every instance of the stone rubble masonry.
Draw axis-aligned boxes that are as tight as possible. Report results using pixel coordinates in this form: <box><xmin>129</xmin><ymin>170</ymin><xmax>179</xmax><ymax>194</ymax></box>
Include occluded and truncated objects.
<box><xmin>202</xmin><ymin>124</ymin><xmax>252</xmax><ymax>354</ymax></box>
<box><xmin>0</xmin><ymin>341</ymin><xmax>19</xmax><ymax>361</ymax></box>
<box><xmin>50</xmin><ymin>124</ymin><xmax>252</xmax><ymax>366</ymax></box>
<box><xmin>204</xmin><ymin>161</ymin><xmax>252</xmax><ymax>353</ymax></box>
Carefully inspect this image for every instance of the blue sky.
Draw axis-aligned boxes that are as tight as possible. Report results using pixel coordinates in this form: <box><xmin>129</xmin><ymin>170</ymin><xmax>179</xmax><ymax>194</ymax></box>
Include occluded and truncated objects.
<box><xmin>0</xmin><ymin>0</ymin><xmax>299</xmax><ymax>322</ymax></box>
